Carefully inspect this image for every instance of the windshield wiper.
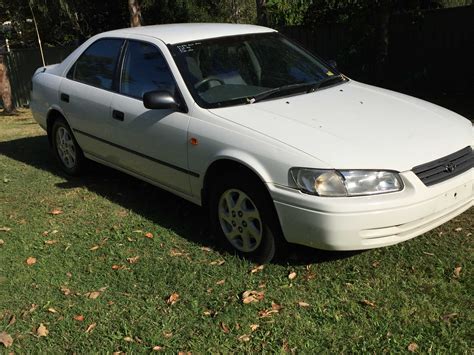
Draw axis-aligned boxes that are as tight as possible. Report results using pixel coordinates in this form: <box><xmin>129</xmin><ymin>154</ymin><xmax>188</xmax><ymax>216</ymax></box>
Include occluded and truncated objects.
<box><xmin>247</xmin><ymin>75</ymin><xmax>346</xmax><ymax>104</ymax></box>
<box><xmin>306</xmin><ymin>74</ymin><xmax>346</xmax><ymax>93</ymax></box>
<box><xmin>247</xmin><ymin>82</ymin><xmax>313</xmax><ymax>104</ymax></box>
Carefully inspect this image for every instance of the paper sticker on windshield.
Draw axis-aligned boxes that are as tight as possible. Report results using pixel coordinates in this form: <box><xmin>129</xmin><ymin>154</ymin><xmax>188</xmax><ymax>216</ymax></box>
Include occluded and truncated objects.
<box><xmin>326</xmin><ymin>71</ymin><xmax>334</xmax><ymax>76</ymax></box>
<box><xmin>177</xmin><ymin>42</ymin><xmax>201</xmax><ymax>53</ymax></box>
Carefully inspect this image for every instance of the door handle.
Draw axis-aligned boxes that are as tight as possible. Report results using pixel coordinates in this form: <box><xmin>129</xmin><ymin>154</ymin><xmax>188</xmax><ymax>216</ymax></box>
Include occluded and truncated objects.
<box><xmin>112</xmin><ymin>110</ymin><xmax>124</xmax><ymax>121</ymax></box>
<box><xmin>60</xmin><ymin>93</ymin><xmax>69</xmax><ymax>103</ymax></box>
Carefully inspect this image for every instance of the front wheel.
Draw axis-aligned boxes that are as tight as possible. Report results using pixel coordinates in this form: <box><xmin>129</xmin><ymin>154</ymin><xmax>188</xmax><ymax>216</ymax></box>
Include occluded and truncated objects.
<box><xmin>209</xmin><ymin>173</ymin><xmax>285</xmax><ymax>263</ymax></box>
<box><xmin>51</xmin><ymin>118</ymin><xmax>85</xmax><ymax>175</ymax></box>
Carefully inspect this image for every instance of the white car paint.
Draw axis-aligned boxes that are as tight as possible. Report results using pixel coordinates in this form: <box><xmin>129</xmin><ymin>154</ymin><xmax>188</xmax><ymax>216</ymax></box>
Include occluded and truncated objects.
<box><xmin>30</xmin><ymin>23</ymin><xmax>473</xmax><ymax>251</ymax></box>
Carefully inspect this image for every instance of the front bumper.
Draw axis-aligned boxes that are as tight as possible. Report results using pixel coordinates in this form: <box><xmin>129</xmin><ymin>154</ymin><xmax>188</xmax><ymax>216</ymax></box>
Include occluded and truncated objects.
<box><xmin>268</xmin><ymin>169</ymin><xmax>473</xmax><ymax>250</ymax></box>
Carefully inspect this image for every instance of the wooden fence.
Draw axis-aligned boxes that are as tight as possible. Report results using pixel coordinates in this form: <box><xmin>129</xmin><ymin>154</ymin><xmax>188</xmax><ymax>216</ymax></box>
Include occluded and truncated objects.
<box><xmin>281</xmin><ymin>5</ymin><xmax>474</xmax><ymax>94</ymax></box>
<box><xmin>5</xmin><ymin>46</ymin><xmax>75</xmax><ymax>107</ymax></box>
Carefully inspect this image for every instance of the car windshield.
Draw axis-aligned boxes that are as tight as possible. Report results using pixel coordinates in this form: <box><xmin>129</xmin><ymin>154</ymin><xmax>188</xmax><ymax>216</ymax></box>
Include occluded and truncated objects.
<box><xmin>170</xmin><ymin>32</ymin><xmax>345</xmax><ymax>108</ymax></box>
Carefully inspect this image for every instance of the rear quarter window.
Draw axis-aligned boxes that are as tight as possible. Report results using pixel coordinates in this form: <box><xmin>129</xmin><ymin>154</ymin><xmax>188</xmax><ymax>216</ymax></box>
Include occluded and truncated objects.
<box><xmin>67</xmin><ymin>38</ymin><xmax>124</xmax><ymax>90</ymax></box>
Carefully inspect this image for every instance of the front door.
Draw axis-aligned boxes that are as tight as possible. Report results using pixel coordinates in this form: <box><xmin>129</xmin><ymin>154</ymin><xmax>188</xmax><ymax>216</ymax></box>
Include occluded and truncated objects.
<box><xmin>108</xmin><ymin>40</ymin><xmax>192</xmax><ymax>195</ymax></box>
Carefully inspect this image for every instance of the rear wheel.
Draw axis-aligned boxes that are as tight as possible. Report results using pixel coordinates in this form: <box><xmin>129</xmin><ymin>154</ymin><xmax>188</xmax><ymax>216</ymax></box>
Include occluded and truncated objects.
<box><xmin>209</xmin><ymin>172</ymin><xmax>285</xmax><ymax>263</ymax></box>
<box><xmin>51</xmin><ymin>118</ymin><xmax>84</xmax><ymax>175</ymax></box>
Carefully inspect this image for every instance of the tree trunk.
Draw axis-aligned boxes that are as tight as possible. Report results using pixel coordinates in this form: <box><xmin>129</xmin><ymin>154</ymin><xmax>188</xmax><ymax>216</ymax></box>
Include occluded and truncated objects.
<box><xmin>256</xmin><ymin>0</ymin><xmax>268</xmax><ymax>26</ymax></box>
<box><xmin>128</xmin><ymin>0</ymin><xmax>143</xmax><ymax>27</ymax></box>
<box><xmin>0</xmin><ymin>55</ymin><xmax>15</xmax><ymax>115</ymax></box>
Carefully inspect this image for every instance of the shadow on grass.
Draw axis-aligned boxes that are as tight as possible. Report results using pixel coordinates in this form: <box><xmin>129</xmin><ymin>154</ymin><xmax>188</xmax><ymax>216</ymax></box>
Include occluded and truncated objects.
<box><xmin>0</xmin><ymin>135</ymin><xmax>361</xmax><ymax>265</ymax></box>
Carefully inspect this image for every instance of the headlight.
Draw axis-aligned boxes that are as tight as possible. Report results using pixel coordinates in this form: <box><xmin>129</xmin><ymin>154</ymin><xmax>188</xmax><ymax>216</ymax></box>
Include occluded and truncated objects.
<box><xmin>290</xmin><ymin>168</ymin><xmax>403</xmax><ymax>197</ymax></box>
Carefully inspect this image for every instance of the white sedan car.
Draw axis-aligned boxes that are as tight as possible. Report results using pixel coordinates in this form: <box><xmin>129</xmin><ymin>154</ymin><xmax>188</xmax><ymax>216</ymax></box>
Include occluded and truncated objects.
<box><xmin>31</xmin><ymin>23</ymin><xmax>473</xmax><ymax>262</ymax></box>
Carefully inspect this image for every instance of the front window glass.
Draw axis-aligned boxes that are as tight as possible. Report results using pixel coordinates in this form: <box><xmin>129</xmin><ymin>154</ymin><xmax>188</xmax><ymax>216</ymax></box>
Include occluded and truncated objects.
<box><xmin>71</xmin><ymin>38</ymin><xmax>123</xmax><ymax>90</ymax></box>
<box><xmin>121</xmin><ymin>40</ymin><xmax>176</xmax><ymax>99</ymax></box>
<box><xmin>171</xmin><ymin>33</ymin><xmax>342</xmax><ymax>108</ymax></box>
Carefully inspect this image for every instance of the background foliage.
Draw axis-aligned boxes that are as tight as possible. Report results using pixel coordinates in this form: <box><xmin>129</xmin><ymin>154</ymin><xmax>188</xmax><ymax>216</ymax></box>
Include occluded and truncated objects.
<box><xmin>0</xmin><ymin>0</ymin><xmax>471</xmax><ymax>47</ymax></box>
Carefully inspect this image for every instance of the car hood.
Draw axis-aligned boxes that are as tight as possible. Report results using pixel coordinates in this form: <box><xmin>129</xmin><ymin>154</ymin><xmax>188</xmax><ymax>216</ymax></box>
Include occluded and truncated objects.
<box><xmin>208</xmin><ymin>81</ymin><xmax>472</xmax><ymax>171</ymax></box>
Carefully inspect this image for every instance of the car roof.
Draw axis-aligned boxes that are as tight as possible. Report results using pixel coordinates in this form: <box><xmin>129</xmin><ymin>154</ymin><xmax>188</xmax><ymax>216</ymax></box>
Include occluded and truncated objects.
<box><xmin>103</xmin><ymin>23</ymin><xmax>276</xmax><ymax>44</ymax></box>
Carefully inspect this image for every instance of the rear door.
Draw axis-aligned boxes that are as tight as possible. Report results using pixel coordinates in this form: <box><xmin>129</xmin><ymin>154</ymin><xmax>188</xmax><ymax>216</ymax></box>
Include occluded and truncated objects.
<box><xmin>59</xmin><ymin>38</ymin><xmax>124</xmax><ymax>160</ymax></box>
<box><xmin>108</xmin><ymin>39</ymin><xmax>192</xmax><ymax>195</ymax></box>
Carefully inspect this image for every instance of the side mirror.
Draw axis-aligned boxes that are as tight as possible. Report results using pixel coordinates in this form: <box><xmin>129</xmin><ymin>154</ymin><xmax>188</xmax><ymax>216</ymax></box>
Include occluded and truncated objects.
<box><xmin>143</xmin><ymin>90</ymin><xmax>180</xmax><ymax>110</ymax></box>
<box><xmin>327</xmin><ymin>59</ymin><xmax>338</xmax><ymax>70</ymax></box>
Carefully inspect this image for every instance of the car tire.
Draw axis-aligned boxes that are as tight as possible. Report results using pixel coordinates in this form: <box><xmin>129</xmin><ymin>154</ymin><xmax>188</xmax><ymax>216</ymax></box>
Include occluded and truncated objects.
<box><xmin>51</xmin><ymin>118</ymin><xmax>85</xmax><ymax>175</ymax></box>
<box><xmin>209</xmin><ymin>171</ymin><xmax>285</xmax><ymax>263</ymax></box>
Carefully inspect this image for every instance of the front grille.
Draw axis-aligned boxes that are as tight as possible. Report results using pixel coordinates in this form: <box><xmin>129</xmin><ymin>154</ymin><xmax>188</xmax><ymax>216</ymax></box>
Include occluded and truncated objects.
<box><xmin>412</xmin><ymin>146</ymin><xmax>473</xmax><ymax>186</ymax></box>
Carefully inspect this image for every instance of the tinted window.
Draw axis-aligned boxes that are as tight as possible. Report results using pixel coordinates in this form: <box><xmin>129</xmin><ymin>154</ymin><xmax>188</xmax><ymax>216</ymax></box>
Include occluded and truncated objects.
<box><xmin>121</xmin><ymin>41</ymin><xmax>176</xmax><ymax>99</ymax></box>
<box><xmin>71</xmin><ymin>38</ymin><xmax>123</xmax><ymax>90</ymax></box>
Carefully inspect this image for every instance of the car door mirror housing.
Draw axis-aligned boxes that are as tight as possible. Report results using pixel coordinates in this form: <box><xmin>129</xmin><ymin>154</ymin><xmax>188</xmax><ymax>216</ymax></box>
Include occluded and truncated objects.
<box><xmin>143</xmin><ymin>90</ymin><xmax>180</xmax><ymax>110</ymax></box>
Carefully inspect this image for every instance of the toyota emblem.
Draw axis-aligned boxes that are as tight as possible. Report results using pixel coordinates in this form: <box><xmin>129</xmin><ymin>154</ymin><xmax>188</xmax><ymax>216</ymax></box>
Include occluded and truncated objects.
<box><xmin>445</xmin><ymin>162</ymin><xmax>456</xmax><ymax>173</ymax></box>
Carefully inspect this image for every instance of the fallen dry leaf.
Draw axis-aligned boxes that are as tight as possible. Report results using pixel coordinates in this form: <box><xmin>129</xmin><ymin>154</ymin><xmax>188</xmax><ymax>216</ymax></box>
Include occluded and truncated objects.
<box><xmin>169</xmin><ymin>249</ymin><xmax>186</xmax><ymax>257</ymax></box>
<box><xmin>250</xmin><ymin>265</ymin><xmax>264</xmax><ymax>274</ymax></box>
<box><xmin>259</xmin><ymin>302</ymin><xmax>282</xmax><ymax>318</ymax></box>
<box><xmin>74</xmin><ymin>314</ymin><xmax>84</xmax><ymax>322</ymax></box>
<box><xmin>297</xmin><ymin>301</ymin><xmax>310</xmax><ymax>308</ymax></box>
<box><xmin>86</xmin><ymin>291</ymin><xmax>101</xmax><ymax>299</ymax></box>
<box><xmin>200</xmin><ymin>246</ymin><xmax>212</xmax><ymax>252</ymax></box>
<box><xmin>123</xmin><ymin>336</ymin><xmax>134</xmax><ymax>342</ymax></box>
<box><xmin>8</xmin><ymin>315</ymin><xmax>16</xmax><ymax>326</ymax></box>
<box><xmin>0</xmin><ymin>239</ymin><xmax>4</xmax><ymax>246</ymax></box>
<box><xmin>210</xmin><ymin>259</ymin><xmax>225</xmax><ymax>266</ymax></box>
<box><xmin>47</xmin><ymin>308</ymin><xmax>57</xmax><ymax>314</ymax></box>
<box><xmin>0</xmin><ymin>331</ymin><xmax>13</xmax><ymax>348</ymax></box>
<box><xmin>242</xmin><ymin>290</ymin><xmax>265</xmax><ymax>304</ymax></box>
<box><xmin>144</xmin><ymin>232</ymin><xmax>154</xmax><ymax>239</ymax></box>
<box><xmin>271</xmin><ymin>302</ymin><xmax>282</xmax><ymax>311</ymax></box>
<box><xmin>152</xmin><ymin>345</ymin><xmax>164</xmax><ymax>351</ymax></box>
<box><xmin>238</xmin><ymin>334</ymin><xmax>251</xmax><ymax>342</ymax></box>
<box><xmin>216</xmin><ymin>279</ymin><xmax>225</xmax><ymax>285</ymax></box>
<box><xmin>441</xmin><ymin>312</ymin><xmax>458</xmax><ymax>322</ymax></box>
<box><xmin>163</xmin><ymin>331</ymin><xmax>173</xmax><ymax>338</ymax></box>
<box><xmin>408</xmin><ymin>342</ymin><xmax>418</xmax><ymax>352</ymax></box>
<box><xmin>250</xmin><ymin>324</ymin><xmax>259</xmax><ymax>332</ymax></box>
<box><xmin>36</xmin><ymin>323</ymin><xmax>49</xmax><ymax>337</ymax></box>
<box><xmin>89</xmin><ymin>245</ymin><xmax>100</xmax><ymax>251</ymax></box>
<box><xmin>85</xmin><ymin>322</ymin><xmax>97</xmax><ymax>333</ymax></box>
<box><xmin>453</xmin><ymin>266</ymin><xmax>462</xmax><ymax>278</ymax></box>
<box><xmin>361</xmin><ymin>299</ymin><xmax>376</xmax><ymax>308</ymax></box>
<box><xmin>167</xmin><ymin>292</ymin><xmax>180</xmax><ymax>305</ymax></box>
<box><xmin>0</xmin><ymin>227</ymin><xmax>12</xmax><ymax>232</ymax></box>
<box><xmin>220</xmin><ymin>322</ymin><xmax>230</xmax><ymax>333</ymax></box>
<box><xmin>60</xmin><ymin>286</ymin><xmax>71</xmax><ymax>296</ymax></box>
<box><xmin>26</xmin><ymin>257</ymin><xmax>37</xmax><ymax>265</ymax></box>
<box><xmin>288</xmin><ymin>271</ymin><xmax>297</xmax><ymax>280</ymax></box>
<box><xmin>454</xmin><ymin>227</ymin><xmax>462</xmax><ymax>232</ymax></box>
<box><xmin>112</xmin><ymin>264</ymin><xmax>126</xmax><ymax>270</ymax></box>
<box><xmin>126</xmin><ymin>256</ymin><xmax>140</xmax><ymax>264</ymax></box>
<box><xmin>44</xmin><ymin>240</ymin><xmax>58</xmax><ymax>245</ymax></box>
<box><xmin>372</xmin><ymin>260</ymin><xmax>380</xmax><ymax>267</ymax></box>
<box><xmin>49</xmin><ymin>209</ymin><xmax>63</xmax><ymax>215</ymax></box>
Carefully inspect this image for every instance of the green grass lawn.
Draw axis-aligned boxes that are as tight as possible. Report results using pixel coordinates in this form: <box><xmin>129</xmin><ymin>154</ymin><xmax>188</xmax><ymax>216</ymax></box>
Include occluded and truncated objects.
<box><xmin>0</xmin><ymin>110</ymin><xmax>472</xmax><ymax>353</ymax></box>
